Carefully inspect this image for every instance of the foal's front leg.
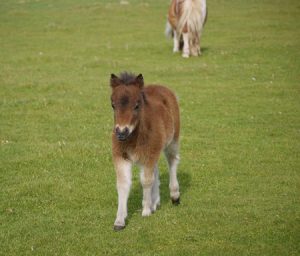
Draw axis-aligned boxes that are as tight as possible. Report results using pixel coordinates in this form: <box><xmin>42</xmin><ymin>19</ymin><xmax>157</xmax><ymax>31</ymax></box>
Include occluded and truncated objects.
<box><xmin>114</xmin><ymin>158</ymin><xmax>132</xmax><ymax>230</ymax></box>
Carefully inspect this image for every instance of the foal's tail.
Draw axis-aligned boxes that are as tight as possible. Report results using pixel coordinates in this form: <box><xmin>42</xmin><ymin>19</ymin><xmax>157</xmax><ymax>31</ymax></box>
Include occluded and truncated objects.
<box><xmin>177</xmin><ymin>0</ymin><xmax>207</xmax><ymax>38</ymax></box>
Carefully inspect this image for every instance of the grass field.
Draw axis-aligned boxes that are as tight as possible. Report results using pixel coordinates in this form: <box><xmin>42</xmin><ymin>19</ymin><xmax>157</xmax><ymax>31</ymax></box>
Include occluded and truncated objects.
<box><xmin>1</xmin><ymin>0</ymin><xmax>300</xmax><ymax>255</ymax></box>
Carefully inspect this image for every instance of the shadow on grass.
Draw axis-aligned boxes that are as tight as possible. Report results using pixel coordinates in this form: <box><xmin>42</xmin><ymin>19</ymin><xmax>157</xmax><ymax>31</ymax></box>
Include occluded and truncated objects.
<box><xmin>201</xmin><ymin>47</ymin><xmax>209</xmax><ymax>54</ymax></box>
<box><xmin>126</xmin><ymin>170</ymin><xmax>191</xmax><ymax>225</ymax></box>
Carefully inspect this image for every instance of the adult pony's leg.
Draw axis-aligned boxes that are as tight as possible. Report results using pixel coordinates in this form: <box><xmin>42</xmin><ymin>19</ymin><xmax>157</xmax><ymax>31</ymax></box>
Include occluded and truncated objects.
<box><xmin>140</xmin><ymin>166</ymin><xmax>155</xmax><ymax>216</ymax></box>
<box><xmin>198</xmin><ymin>38</ymin><xmax>201</xmax><ymax>55</ymax></box>
<box><xmin>173</xmin><ymin>30</ymin><xmax>180</xmax><ymax>53</ymax></box>
<box><xmin>151</xmin><ymin>166</ymin><xmax>160</xmax><ymax>211</ymax></box>
<box><xmin>182</xmin><ymin>32</ymin><xmax>190</xmax><ymax>58</ymax></box>
<box><xmin>164</xmin><ymin>142</ymin><xmax>180</xmax><ymax>204</ymax></box>
<box><xmin>190</xmin><ymin>36</ymin><xmax>200</xmax><ymax>57</ymax></box>
<box><xmin>114</xmin><ymin>158</ymin><xmax>132</xmax><ymax>230</ymax></box>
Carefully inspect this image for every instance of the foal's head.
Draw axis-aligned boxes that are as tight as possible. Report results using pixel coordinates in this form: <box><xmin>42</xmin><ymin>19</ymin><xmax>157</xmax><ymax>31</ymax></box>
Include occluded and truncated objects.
<box><xmin>110</xmin><ymin>72</ymin><xmax>145</xmax><ymax>141</ymax></box>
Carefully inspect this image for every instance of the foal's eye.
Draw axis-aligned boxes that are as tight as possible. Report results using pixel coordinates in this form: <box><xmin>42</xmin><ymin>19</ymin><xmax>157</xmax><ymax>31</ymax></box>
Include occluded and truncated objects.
<box><xmin>111</xmin><ymin>103</ymin><xmax>115</xmax><ymax>109</ymax></box>
<box><xmin>134</xmin><ymin>103</ymin><xmax>139</xmax><ymax>110</ymax></box>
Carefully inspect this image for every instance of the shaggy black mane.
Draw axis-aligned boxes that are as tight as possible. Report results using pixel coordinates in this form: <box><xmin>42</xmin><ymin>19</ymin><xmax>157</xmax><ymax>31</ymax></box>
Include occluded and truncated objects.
<box><xmin>119</xmin><ymin>72</ymin><xmax>137</xmax><ymax>86</ymax></box>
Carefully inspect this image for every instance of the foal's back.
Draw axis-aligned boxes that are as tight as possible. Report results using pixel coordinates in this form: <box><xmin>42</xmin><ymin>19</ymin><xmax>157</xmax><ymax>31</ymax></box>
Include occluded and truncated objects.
<box><xmin>143</xmin><ymin>85</ymin><xmax>180</xmax><ymax>143</ymax></box>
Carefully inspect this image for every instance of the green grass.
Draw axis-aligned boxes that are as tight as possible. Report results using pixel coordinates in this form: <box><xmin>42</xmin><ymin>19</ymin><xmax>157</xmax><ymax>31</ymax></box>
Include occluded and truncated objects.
<box><xmin>1</xmin><ymin>0</ymin><xmax>299</xmax><ymax>255</ymax></box>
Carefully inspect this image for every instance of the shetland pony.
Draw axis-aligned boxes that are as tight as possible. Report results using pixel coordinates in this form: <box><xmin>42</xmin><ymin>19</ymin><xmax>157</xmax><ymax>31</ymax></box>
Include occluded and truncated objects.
<box><xmin>109</xmin><ymin>72</ymin><xmax>180</xmax><ymax>230</ymax></box>
<box><xmin>166</xmin><ymin>0</ymin><xmax>207</xmax><ymax>58</ymax></box>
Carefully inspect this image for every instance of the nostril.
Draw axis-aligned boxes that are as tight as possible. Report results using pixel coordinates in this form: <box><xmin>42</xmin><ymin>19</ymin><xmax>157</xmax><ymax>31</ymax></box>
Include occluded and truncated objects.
<box><xmin>115</xmin><ymin>126</ymin><xmax>131</xmax><ymax>141</ymax></box>
<box><xmin>124</xmin><ymin>127</ymin><xmax>129</xmax><ymax>135</ymax></box>
<box><xmin>115</xmin><ymin>126</ymin><xmax>130</xmax><ymax>137</ymax></box>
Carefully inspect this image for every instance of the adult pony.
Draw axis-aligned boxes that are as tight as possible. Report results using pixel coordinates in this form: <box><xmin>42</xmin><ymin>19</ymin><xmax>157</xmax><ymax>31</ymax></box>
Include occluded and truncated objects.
<box><xmin>166</xmin><ymin>0</ymin><xmax>207</xmax><ymax>58</ymax></box>
<box><xmin>109</xmin><ymin>72</ymin><xmax>180</xmax><ymax>230</ymax></box>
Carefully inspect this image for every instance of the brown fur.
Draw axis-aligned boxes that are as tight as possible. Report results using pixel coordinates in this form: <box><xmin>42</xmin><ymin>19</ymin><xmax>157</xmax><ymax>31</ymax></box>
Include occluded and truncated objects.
<box><xmin>111</xmin><ymin>77</ymin><xmax>180</xmax><ymax>168</ymax></box>
<box><xmin>167</xmin><ymin>0</ymin><xmax>207</xmax><ymax>57</ymax></box>
<box><xmin>110</xmin><ymin>72</ymin><xmax>180</xmax><ymax>230</ymax></box>
<box><xmin>168</xmin><ymin>0</ymin><xmax>188</xmax><ymax>33</ymax></box>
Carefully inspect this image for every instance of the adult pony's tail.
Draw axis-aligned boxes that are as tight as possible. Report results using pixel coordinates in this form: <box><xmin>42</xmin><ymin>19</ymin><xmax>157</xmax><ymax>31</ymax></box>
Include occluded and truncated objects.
<box><xmin>177</xmin><ymin>0</ymin><xmax>206</xmax><ymax>38</ymax></box>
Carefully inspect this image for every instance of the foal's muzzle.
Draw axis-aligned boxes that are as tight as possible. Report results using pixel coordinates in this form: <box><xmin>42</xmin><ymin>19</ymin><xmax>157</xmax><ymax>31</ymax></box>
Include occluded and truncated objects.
<box><xmin>115</xmin><ymin>126</ymin><xmax>130</xmax><ymax>141</ymax></box>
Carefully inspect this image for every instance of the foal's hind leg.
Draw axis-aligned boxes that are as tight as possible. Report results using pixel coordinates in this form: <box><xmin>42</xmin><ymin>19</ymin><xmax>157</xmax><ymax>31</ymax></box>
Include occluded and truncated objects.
<box><xmin>151</xmin><ymin>166</ymin><xmax>160</xmax><ymax>211</ymax></box>
<box><xmin>165</xmin><ymin>142</ymin><xmax>180</xmax><ymax>204</ymax></box>
<box><xmin>140</xmin><ymin>166</ymin><xmax>155</xmax><ymax>216</ymax></box>
<box><xmin>140</xmin><ymin>164</ymin><xmax>160</xmax><ymax>216</ymax></box>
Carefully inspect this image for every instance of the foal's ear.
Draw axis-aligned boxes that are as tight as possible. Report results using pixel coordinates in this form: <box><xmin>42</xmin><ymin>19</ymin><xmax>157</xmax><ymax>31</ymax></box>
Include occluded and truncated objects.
<box><xmin>135</xmin><ymin>74</ymin><xmax>144</xmax><ymax>89</ymax></box>
<box><xmin>110</xmin><ymin>74</ymin><xmax>120</xmax><ymax>88</ymax></box>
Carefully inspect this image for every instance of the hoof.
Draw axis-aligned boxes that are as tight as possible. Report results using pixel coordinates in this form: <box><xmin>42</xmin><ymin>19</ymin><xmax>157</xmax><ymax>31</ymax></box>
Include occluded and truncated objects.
<box><xmin>172</xmin><ymin>197</ymin><xmax>180</xmax><ymax>205</ymax></box>
<box><xmin>113</xmin><ymin>225</ymin><xmax>125</xmax><ymax>231</ymax></box>
<box><xmin>152</xmin><ymin>203</ymin><xmax>160</xmax><ymax>212</ymax></box>
<box><xmin>191</xmin><ymin>51</ymin><xmax>199</xmax><ymax>57</ymax></box>
<box><xmin>142</xmin><ymin>208</ymin><xmax>152</xmax><ymax>217</ymax></box>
